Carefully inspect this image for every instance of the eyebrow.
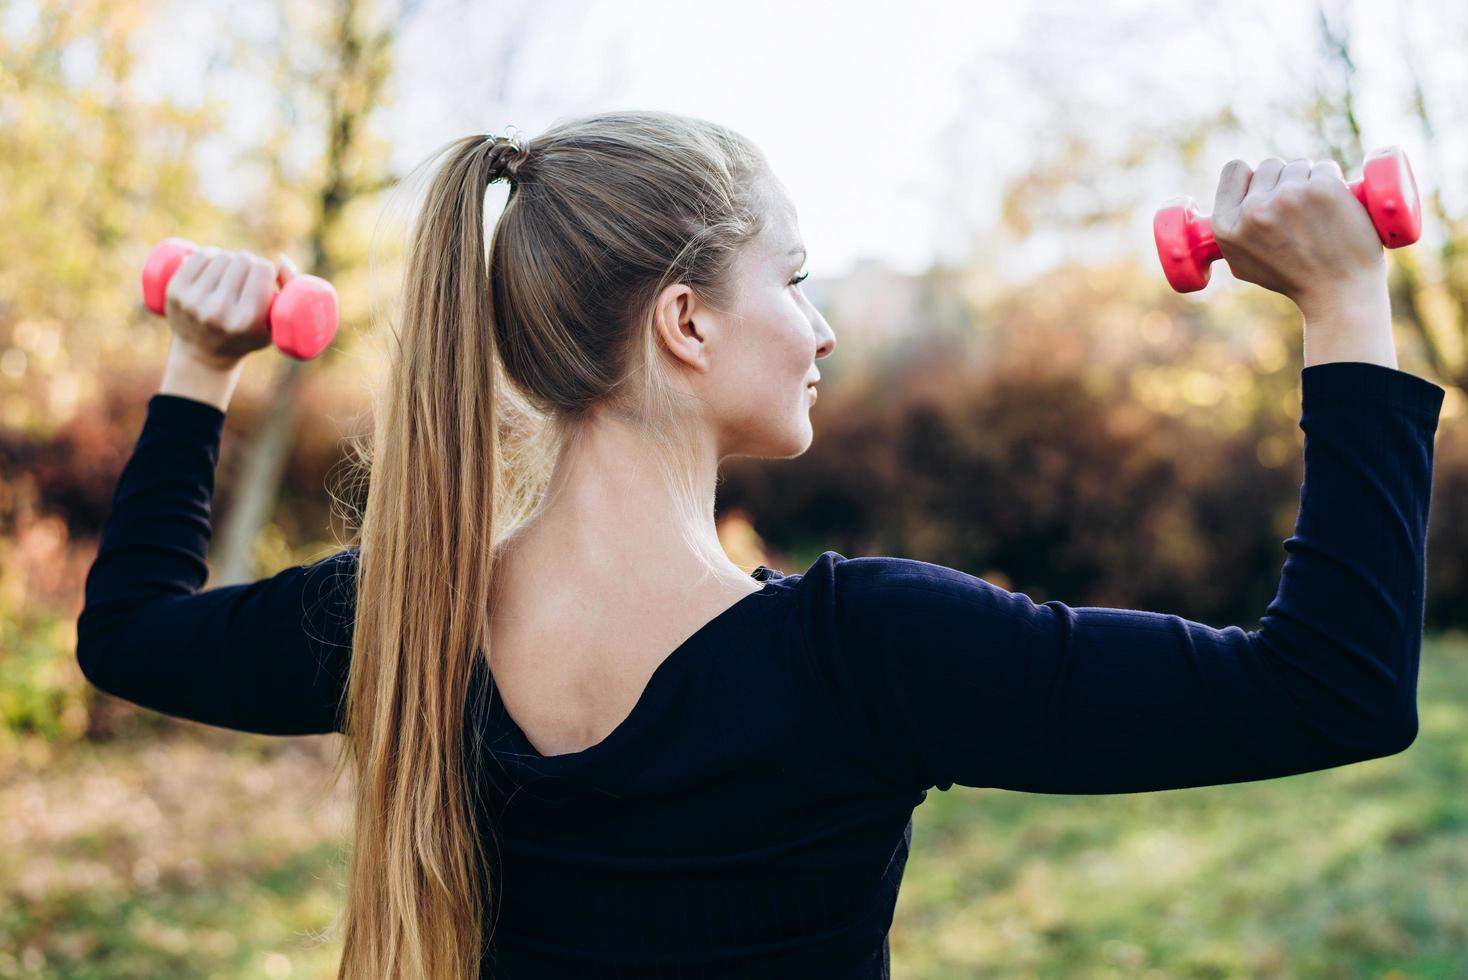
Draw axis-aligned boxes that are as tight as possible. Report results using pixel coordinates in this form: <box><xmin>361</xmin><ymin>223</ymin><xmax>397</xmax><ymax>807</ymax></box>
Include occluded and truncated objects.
<box><xmin>786</xmin><ymin>246</ymin><xmax>807</xmax><ymax>261</ymax></box>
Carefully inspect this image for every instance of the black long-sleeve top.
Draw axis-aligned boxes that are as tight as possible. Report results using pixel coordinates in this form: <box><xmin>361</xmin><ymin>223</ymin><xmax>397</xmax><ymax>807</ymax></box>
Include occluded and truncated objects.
<box><xmin>76</xmin><ymin>360</ymin><xmax>1444</xmax><ymax>978</ymax></box>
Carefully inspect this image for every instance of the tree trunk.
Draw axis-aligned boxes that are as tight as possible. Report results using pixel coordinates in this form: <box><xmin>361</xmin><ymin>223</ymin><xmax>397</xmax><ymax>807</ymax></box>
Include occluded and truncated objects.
<box><xmin>212</xmin><ymin>358</ymin><xmax>305</xmax><ymax>586</ymax></box>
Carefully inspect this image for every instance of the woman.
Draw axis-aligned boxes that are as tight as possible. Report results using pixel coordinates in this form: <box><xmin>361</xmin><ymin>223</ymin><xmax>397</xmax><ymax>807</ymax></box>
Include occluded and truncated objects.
<box><xmin>77</xmin><ymin>109</ymin><xmax>1444</xmax><ymax>978</ymax></box>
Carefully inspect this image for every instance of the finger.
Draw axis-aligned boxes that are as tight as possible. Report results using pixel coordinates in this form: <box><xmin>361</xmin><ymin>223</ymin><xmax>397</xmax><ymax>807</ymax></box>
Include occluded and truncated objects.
<box><xmin>1309</xmin><ymin>158</ymin><xmax>1345</xmax><ymax>185</ymax></box>
<box><xmin>1277</xmin><ymin>157</ymin><xmax>1312</xmax><ymax>188</ymax></box>
<box><xmin>217</xmin><ymin>253</ymin><xmax>252</xmax><ymax>307</ymax></box>
<box><xmin>276</xmin><ymin>252</ymin><xmax>298</xmax><ymax>289</ymax></box>
<box><xmin>1243</xmin><ymin>157</ymin><xmax>1286</xmax><ymax>201</ymax></box>
<box><xmin>194</xmin><ymin>249</ymin><xmax>233</xmax><ymax>297</ymax></box>
<box><xmin>1213</xmin><ymin>159</ymin><xmax>1253</xmax><ymax>215</ymax></box>
<box><xmin>243</xmin><ymin>257</ymin><xmax>278</xmax><ymax>308</ymax></box>
<box><xmin>172</xmin><ymin>245</ymin><xmax>219</xmax><ymax>293</ymax></box>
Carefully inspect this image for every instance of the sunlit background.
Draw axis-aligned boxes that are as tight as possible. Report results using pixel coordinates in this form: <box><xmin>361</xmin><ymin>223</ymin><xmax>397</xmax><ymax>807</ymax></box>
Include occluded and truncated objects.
<box><xmin>3</xmin><ymin>0</ymin><xmax>1467</xmax><ymax>976</ymax></box>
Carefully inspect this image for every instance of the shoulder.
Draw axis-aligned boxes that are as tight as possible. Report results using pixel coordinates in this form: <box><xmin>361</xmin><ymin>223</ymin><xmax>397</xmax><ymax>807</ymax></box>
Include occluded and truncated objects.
<box><xmin>774</xmin><ymin>549</ymin><xmax>1026</xmax><ymax>681</ymax></box>
<box><xmin>777</xmin><ymin>551</ymin><xmax>1049</xmax><ymax>727</ymax></box>
<box><xmin>779</xmin><ymin>550</ymin><xmax>1019</xmax><ymax>634</ymax></box>
<box><xmin>298</xmin><ymin>545</ymin><xmax>359</xmax><ymax>590</ymax></box>
<box><xmin>771</xmin><ymin>551</ymin><xmax>1024</xmax><ymax>792</ymax></box>
<box><xmin>293</xmin><ymin>546</ymin><xmax>360</xmax><ymax>636</ymax></box>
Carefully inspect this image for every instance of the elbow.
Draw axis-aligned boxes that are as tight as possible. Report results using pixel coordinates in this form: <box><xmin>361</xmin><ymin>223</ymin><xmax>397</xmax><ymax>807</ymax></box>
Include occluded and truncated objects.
<box><xmin>74</xmin><ymin>631</ymin><xmax>104</xmax><ymax>692</ymax></box>
<box><xmin>1371</xmin><ymin>644</ymin><xmax>1422</xmax><ymax>757</ymax></box>
<box><xmin>1374</xmin><ymin>707</ymin><xmax>1419</xmax><ymax>757</ymax></box>
<box><xmin>74</xmin><ymin>609</ymin><xmax>114</xmax><ymax>694</ymax></box>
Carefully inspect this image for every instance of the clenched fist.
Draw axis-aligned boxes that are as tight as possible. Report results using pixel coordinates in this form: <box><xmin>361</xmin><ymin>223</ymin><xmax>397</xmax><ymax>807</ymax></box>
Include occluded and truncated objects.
<box><xmin>1209</xmin><ymin>157</ymin><xmax>1387</xmax><ymax>307</ymax></box>
<box><xmin>165</xmin><ymin>247</ymin><xmax>298</xmax><ymax>370</ymax></box>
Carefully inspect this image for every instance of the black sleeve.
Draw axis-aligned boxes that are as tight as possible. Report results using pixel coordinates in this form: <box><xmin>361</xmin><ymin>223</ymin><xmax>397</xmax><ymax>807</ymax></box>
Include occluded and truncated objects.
<box><xmin>802</xmin><ymin>361</ymin><xmax>1444</xmax><ymax>796</ymax></box>
<box><xmin>75</xmin><ymin>393</ymin><xmax>357</xmax><ymax>736</ymax></box>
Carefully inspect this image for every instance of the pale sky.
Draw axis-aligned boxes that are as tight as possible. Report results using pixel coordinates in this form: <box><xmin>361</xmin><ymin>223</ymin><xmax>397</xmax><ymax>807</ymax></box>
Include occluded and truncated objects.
<box><xmin>363</xmin><ymin>0</ymin><xmax>1467</xmax><ymax>282</ymax></box>
<box><xmin>27</xmin><ymin>0</ymin><xmax>1466</xmax><ymax>283</ymax></box>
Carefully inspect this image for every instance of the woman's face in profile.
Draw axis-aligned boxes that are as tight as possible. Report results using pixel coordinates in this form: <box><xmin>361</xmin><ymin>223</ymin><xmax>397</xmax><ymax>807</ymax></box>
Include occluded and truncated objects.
<box><xmin>704</xmin><ymin>172</ymin><xmax>836</xmax><ymax>461</ymax></box>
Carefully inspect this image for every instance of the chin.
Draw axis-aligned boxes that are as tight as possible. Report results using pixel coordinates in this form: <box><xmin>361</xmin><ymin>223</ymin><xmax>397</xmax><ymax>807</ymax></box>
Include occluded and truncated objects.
<box><xmin>725</xmin><ymin>404</ymin><xmax>815</xmax><ymax>460</ymax></box>
<box><xmin>732</xmin><ymin>428</ymin><xmax>808</xmax><ymax>461</ymax></box>
<box><xmin>777</xmin><ymin>417</ymin><xmax>815</xmax><ymax>458</ymax></box>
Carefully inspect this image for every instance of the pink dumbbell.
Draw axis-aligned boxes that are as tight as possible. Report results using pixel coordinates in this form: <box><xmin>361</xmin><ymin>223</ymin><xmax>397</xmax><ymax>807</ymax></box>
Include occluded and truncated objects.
<box><xmin>141</xmin><ymin>237</ymin><xmax>339</xmax><ymax>360</ymax></box>
<box><xmin>1154</xmin><ymin>145</ymin><xmax>1423</xmax><ymax>293</ymax></box>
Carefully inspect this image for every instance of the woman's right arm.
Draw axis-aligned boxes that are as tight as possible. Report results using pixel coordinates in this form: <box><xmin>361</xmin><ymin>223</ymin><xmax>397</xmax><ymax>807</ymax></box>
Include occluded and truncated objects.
<box><xmin>75</xmin><ymin>392</ymin><xmax>358</xmax><ymax>736</ymax></box>
<box><xmin>802</xmin><ymin>358</ymin><xmax>1444</xmax><ymax>796</ymax></box>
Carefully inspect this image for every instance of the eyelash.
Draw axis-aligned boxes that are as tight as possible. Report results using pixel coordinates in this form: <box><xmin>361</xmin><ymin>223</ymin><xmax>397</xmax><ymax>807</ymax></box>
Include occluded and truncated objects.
<box><xmin>790</xmin><ymin>270</ymin><xmax>810</xmax><ymax>286</ymax></box>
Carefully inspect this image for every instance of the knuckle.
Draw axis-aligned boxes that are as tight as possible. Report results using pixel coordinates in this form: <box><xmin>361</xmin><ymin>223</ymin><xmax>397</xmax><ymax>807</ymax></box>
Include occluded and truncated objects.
<box><xmin>1275</xmin><ymin>182</ymin><xmax>1307</xmax><ymax>207</ymax></box>
<box><xmin>1304</xmin><ymin>177</ymin><xmax>1336</xmax><ymax>199</ymax></box>
<box><xmin>1243</xmin><ymin>202</ymin><xmax>1278</xmax><ymax>228</ymax></box>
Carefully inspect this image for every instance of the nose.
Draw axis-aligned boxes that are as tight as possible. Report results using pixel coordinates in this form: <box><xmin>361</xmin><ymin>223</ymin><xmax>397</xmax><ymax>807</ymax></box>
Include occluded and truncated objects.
<box><xmin>812</xmin><ymin>310</ymin><xmax>836</xmax><ymax>359</ymax></box>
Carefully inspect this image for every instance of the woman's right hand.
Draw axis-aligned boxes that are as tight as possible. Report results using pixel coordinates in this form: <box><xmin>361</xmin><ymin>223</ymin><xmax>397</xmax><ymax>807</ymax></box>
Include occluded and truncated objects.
<box><xmin>1209</xmin><ymin>157</ymin><xmax>1387</xmax><ymax>310</ymax></box>
<box><xmin>164</xmin><ymin>247</ymin><xmax>298</xmax><ymax>371</ymax></box>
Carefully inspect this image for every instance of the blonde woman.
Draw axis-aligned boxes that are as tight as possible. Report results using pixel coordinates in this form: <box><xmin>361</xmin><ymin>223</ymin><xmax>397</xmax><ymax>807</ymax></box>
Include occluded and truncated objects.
<box><xmin>77</xmin><ymin>110</ymin><xmax>1443</xmax><ymax>978</ymax></box>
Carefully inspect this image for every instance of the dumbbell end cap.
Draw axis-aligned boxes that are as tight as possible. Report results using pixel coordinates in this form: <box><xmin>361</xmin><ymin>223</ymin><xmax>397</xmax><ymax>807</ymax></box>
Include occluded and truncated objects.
<box><xmin>271</xmin><ymin>276</ymin><xmax>339</xmax><ymax>360</ymax></box>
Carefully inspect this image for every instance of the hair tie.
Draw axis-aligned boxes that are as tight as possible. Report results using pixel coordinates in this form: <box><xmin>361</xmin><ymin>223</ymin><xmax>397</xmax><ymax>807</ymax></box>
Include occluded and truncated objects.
<box><xmin>484</xmin><ymin>125</ymin><xmax>530</xmax><ymax>185</ymax></box>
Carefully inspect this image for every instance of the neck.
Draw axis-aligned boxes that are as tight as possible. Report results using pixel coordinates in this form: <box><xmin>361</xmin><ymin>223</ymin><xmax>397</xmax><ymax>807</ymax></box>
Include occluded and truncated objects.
<box><xmin>501</xmin><ymin>410</ymin><xmax>747</xmax><ymax>592</ymax></box>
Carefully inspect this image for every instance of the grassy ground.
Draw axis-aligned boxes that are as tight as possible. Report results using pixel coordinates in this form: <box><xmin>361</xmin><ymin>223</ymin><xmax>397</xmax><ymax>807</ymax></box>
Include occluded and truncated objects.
<box><xmin>0</xmin><ymin>734</ymin><xmax>351</xmax><ymax>979</ymax></box>
<box><xmin>2</xmin><ymin>637</ymin><xmax>1464</xmax><ymax>978</ymax></box>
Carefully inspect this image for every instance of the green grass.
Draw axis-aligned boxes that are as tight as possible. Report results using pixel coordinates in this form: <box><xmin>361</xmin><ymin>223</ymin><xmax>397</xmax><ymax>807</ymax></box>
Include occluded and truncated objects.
<box><xmin>2</xmin><ymin>638</ymin><xmax>1464</xmax><ymax>978</ymax></box>
<box><xmin>0</xmin><ymin>734</ymin><xmax>350</xmax><ymax>979</ymax></box>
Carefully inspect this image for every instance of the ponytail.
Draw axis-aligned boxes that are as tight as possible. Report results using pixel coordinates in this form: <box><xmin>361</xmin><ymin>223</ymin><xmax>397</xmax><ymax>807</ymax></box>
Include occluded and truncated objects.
<box><xmin>332</xmin><ymin>133</ymin><xmax>505</xmax><ymax>979</ymax></box>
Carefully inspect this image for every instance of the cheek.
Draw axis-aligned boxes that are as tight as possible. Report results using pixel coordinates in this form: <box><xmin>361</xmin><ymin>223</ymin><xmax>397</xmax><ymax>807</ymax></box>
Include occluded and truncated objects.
<box><xmin>770</xmin><ymin>304</ymin><xmax>813</xmax><ymax>373</ymax></box>
<box><xmin>742</xmin><ymin>305</ymin><xmax>800</xmax><ymax>363</ymax></box>
<box><xmin>726</xmin><ymin>291</ymin><xmax>811</xmax><ymax>397</ymax></box>
<box><xmin>762</xmin><ymin>328</ymin><xmax>811</xmax><ymax>398</ymax></box>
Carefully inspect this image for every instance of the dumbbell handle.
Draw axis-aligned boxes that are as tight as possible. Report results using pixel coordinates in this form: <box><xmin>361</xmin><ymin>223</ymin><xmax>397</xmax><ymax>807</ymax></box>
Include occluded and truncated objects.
<box><xmin>141</xmin><ymin>237</ymin><xmax>339</xmax><ymax>360</ymax></box>
<box><xmin>1154</xmin><ymin>146</ymin><xmax>1422</xmax><ymax>293</ymax></box>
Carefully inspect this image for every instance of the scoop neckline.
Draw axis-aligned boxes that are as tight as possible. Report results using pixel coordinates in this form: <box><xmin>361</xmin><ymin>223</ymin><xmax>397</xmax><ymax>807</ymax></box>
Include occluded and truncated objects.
<box><xmin>481</xmin><ymin>564</ymin><xmax>783</xmax><ymax>767</ymax></box>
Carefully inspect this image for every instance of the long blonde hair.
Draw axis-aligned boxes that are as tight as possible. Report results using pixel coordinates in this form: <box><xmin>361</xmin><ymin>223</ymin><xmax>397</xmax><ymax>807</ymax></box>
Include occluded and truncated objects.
<box><xmin>327</xmin><ymin>109</ymin><xmax>770</xmax><ymax>978</ymax></box>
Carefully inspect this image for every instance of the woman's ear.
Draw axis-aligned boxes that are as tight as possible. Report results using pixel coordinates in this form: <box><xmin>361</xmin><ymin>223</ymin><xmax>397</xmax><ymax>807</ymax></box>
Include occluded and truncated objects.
<box><xmin>653</xmin><ymin>282</ymin><xmax>710</xmax><ymax>373</ymax></box>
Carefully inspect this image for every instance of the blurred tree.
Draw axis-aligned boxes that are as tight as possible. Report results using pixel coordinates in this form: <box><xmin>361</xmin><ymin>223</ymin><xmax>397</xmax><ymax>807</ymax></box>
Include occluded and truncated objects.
<box><xmin>211</xmin><ymin>0</ymin><xmax>581</xmax><ymax>584</ymax></box>
<box><xmin>1372</xmin><ymin>0</ymin><xmax>1468</xmax><ymax>390</ymax></box>
<box><xmin>209</xmin><ymin>0</ymin><xmax>401</xmax><ymax>585</ymax></box>
<box><xmin>1296</xmin><ymin>0</ymin><xmax>1468</xmax><ymax>405</ymax></box>
<box><xmin>0</xmin><ymin>0</ymin><xmax>222</xmax><ymax>434</ymax></box>
<box><xmin>0</xmin><ymin>0</ymin><xmax>569</xmax><ymax>584</ymax></box>
<box><xmin>936</xmin><ymin>0</ymin><xmax>1468</xmax><ymax>403</ymax></box>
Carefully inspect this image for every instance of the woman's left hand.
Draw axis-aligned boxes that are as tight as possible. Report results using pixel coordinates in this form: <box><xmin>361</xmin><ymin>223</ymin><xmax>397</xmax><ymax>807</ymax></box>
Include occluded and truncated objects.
<box><xmin>164</xmin><ymin>247</ymin><xmax>298</xmax><ymax>370</ymax></box>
